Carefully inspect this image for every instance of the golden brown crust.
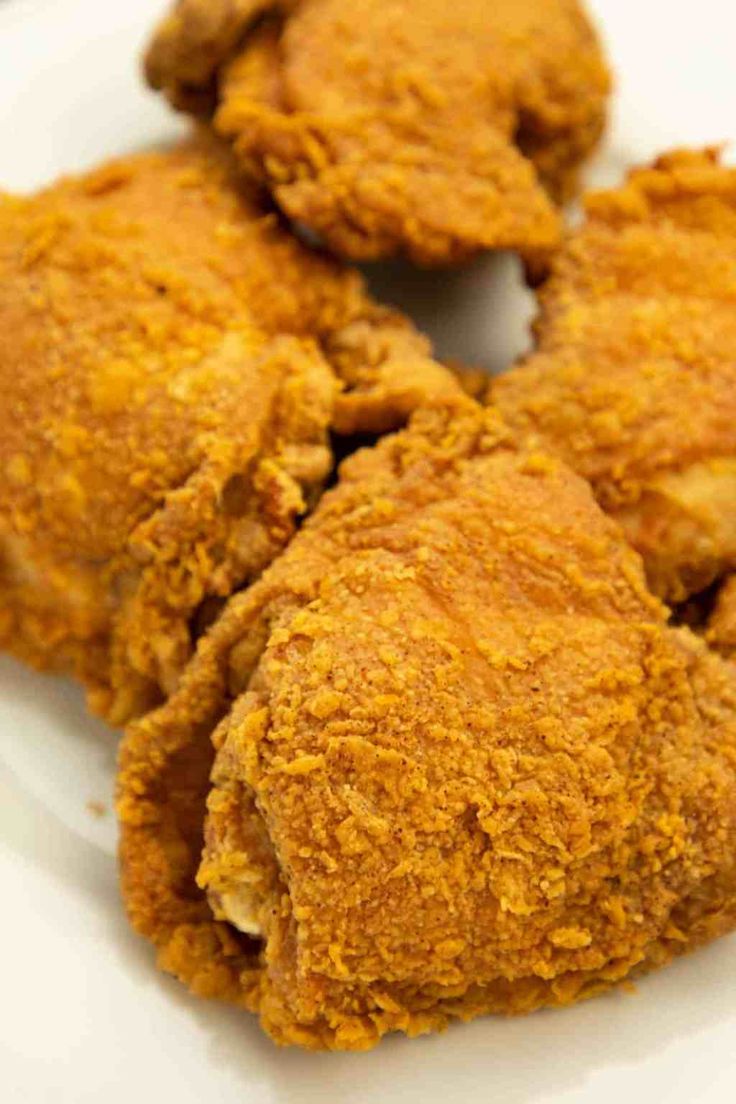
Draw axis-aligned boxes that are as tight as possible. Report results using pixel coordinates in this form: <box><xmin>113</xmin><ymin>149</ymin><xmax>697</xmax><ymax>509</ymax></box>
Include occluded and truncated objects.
<box><xmin>0</xmin><ymin>136</ymin><xmax>458</xmax><ymax>722</ymax></box>
<box><xmin>145</xmin><ymin>0</ymin><xmax>610</xmax><ymax>264</ymax></box>
<box><xmin>492</xmin><ymin>148</ymin><xmax>736</xmax><ymax>603</ymax></box>
<box><xmin>442</xmin><ymin>359</ymin><xmax>490</xmax><ymax>401</ymax></box>
<box><xmin>708</xmin><ymin>576</ymin><xmax>736</xmax><ymax>660</ymax></box>
<box><xmin>118</xmin><ymin>400</ymin><xmax>736</xmax><ymax>1050</ymax></box>
<box><xmin>144</xmin><ymin>0</ymin><xmax>286</xmax><ymax>113</ymax></box>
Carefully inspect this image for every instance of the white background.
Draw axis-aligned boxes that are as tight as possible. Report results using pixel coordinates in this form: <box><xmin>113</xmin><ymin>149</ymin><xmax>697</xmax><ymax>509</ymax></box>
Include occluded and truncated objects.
<box><xmin>1</xmin><ymin>1</ymin><xmax>736</xmax><ymax>1100</ymax></box>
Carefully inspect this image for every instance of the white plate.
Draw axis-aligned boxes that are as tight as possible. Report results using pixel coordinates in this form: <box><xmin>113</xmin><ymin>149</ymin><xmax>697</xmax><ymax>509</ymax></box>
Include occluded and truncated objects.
<box><xmin>1</xmin><ymin>2</ymin><xmax>736</xmax><ymax>1100</ymax></box>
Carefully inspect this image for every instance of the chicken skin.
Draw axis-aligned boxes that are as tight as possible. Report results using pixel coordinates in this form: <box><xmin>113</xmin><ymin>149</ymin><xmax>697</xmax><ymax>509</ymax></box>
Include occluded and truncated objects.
<box><xmin>0</xmin><ymin>136</ymin><xmax>458</xmax><ymax>723</ymax></box>
<box><xmin>492</xmin><ymin>149</ymin><xmax>736</xmax><ymax>604</ymax></box>
<box><xmin>144</xmin><ymin>0</ymin><xmax>610</xmax><ymax>264</ymax></box>
<box><xmin>118</xmin><ymin>400</ymin><xmax>736</xmax><ymax>1051</ymax></box>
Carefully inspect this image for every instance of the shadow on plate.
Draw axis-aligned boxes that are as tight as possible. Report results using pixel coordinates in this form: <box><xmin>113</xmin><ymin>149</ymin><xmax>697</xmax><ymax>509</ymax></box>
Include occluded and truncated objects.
<box><xmin>362</xmin><ymin>251</ymin><xmax>535</xmax><ymax>376</ymax></box>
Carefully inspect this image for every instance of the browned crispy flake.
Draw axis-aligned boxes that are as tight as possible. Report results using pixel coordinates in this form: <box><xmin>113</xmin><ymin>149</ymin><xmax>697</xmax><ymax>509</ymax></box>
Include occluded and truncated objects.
<box><xmin>119</xmin><ymin>401</ymin><xmax>736</xmax><ymax>1050</ymax></box>
<box><xmin>145</xmin><ymin>0</ymin><xmax>610</xmax><ymax>264</ymax></box>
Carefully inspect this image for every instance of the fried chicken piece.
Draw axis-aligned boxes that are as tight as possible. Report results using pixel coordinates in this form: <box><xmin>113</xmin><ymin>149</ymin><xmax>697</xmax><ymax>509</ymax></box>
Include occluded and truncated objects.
<box><xmin>118</xmin><ymin>400</ymin><xmax>736</xmax><ymax>1051</ymax></box>
<box><xmin>708</xmin><ymin>577</ymin><xmax>736</xmax><ymax>660</ymax></box>
<box><xmin>492</xmin><ymin>149</ymin><xmax>736</xmax><ymax>604</ymax></box>
<box><xmin>0</xmin><ymin>137</ymin><xmax>459</xmax><ymax>723</ymax></box>
<box><xmin>443</xmin><ymin>359</ymin><xmax>490</xmax><ymax>401</ymax></box>
<box><xmin>144</xmin><ymin>0</ymin><xmax>610</xmax><ymax>264</ymax></box>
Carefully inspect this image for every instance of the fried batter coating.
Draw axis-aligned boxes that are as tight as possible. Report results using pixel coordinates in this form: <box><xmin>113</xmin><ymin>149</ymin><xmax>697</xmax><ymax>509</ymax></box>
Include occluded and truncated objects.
<box><xmin>0</xmin><ymin>137</ymin><xmax>458</xmax><ymax>723</ymax></box>
<box><xmin>708</xmin><ymin>577</ymin><xmax>736</xmax><ymax>660</ymax></box>
<box><xmin>144</xmin><ymin>0</ymin><xmax>610</xmax><ymax>264</ymax></box>
<box><xmin>492</xmin><ymin>149</ymin><xmax>736</xmax><ymax>603</ymax></box>
<box><xmin>118</xmin><ymin>400</ymin><xmax>736</xmax><ymax>1050</ymax></box>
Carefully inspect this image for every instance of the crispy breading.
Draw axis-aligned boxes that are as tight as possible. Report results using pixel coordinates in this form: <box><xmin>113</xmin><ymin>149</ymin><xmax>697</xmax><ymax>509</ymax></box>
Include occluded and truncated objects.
<box><xmin>0</xmin><ymin>136</ymin><xmax>458</xmax><ymax>722</ymax></box>
<box><xmin>118</xmin><ymin>400</ymin><xmax>736</xmax><ymax>1050</ymax></box>
<box><xmin>145</xmin><ymin>0</ymin><xmax>610</xmax><ymax>264</ymax></box>
<box><xmin>443</xmin><ymin>359</ymin><xmax>490</xmax><ymax>401</ymax></box>
<box><xmin>492</xmin><ymin>149</ymin><xmax>736</xmax><ymax>603</ymax></box>
<box><xmin>708</xmin><ymin>577</ymin><xmax>736</xmax><ymax>660</ymax></box>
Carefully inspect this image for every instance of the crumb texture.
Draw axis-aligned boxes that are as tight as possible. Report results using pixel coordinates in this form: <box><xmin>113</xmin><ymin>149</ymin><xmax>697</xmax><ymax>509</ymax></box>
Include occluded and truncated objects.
<box><xmin>0</xmin><ymin>136</ymin><xmax>458</xmax><ymax>722</ymax></box>
<box><xmin>118</xmin><ymin>401</ymin><xmax>736</xmax><ymax>1050</ymax></box>
<box><xmin>492</xmin><ymin>148</ymin><xmax>736</xmax><ymax>603</ymax></box>
<box><xmin>709</xmin><ymin>577</ymin><xmax>736</xmax><ymax>660</ymax></box>
<box><xmin>145</xmin><ymin>0</ymin><xmax>610</xmax><ymax>263</ymax></box>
